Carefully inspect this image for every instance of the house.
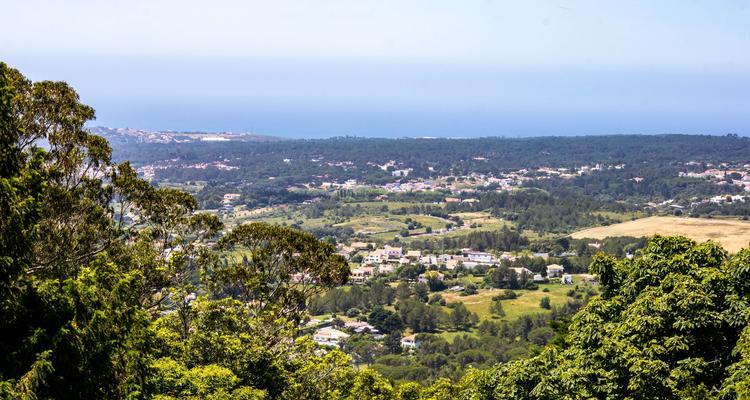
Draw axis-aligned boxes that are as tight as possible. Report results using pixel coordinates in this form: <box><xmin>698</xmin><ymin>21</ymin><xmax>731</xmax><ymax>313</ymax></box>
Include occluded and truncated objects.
<box><xmin>383</xmin><ymin>246</ymin><xmax>403</xmax><ymax>259</ymax></box>
<box><xmin>364</xmin><ymin>249</ymin><xmax>385</xmax><ymax>265</ymax></box>
<box><xmin>445</xmin><ymin>259</ymin><xmax>461</xmax><ymax>270</ymax></box>
<box><xmin>438</xmin><ymin>254</ymin><xmax>454</xmax><ymax>262</ymax></box>
<box><xmin>420</xmin><ymin>255</ymin><xmax>439</xmax><ymax>266</ymax></box>
<box><xmin>418</xmin><ymin>271</ymin><xmax>444</xmax><ymax>283</ymax></box>
<box><xmin>344</xmin><ymin>321</ymin><xmax>379</xmax><ymax>334</ymax></box>
<box><xmin>406</xmin><ymin>250</ymin><xmax>422</xmax><ymax>260</ymax></box>
<box><xmin>350</xmin><ymin>266</ymin><xmax>374</xmax><ymax>284</ymax></box>
<box><xmin>222</xmin><ymin>193</ymin><xmax>241</xmax><ymax>202</ymax></box>
<box><xmin>510</xmin><ymin>267</ymin><xmax>533</xmax><ymax>278</ymax></box>
<box><xmin>376</xmin><ymin>264</ymin><xmax>395</xmax><ymax>275</ymax></box>
<box><xmin>364</xmin><ymin>255</ymin><xmax>381</xmax><ymax>265</ymax></box>
<box><xmin>546</xmin><ymin>264</ymin><xmax>565</xmax><ymax>278</ymax></box>
<box><xmin>533</xmin><ymin>274</ymin><xmax>545</xmax><ymax>283</ymax></box>
<box><xmin>561</xmin><ymin>274</ymin><xmax>574</xmax><ymax>284</ymax></box>
<box><xmin>401</xmin><ymin>334</ymin><xmax>420</xmax><ymax>349</ymax></box>
<box><xmin>462</xmin><ymin>249</ymin><xmax>496</xmax><ymax>264</ymax></box>
<box><xmin>313</xmin><ymin>327</ymin><xmax>350</xmax><ymax>348</ymax></box>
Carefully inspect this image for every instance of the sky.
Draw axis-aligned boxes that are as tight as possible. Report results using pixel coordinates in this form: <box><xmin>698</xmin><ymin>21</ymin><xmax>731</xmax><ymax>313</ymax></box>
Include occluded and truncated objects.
<box><xmin>2</xmin><ymin>0</ymin><xmax>750</xmax><ymax>138</ymax></box>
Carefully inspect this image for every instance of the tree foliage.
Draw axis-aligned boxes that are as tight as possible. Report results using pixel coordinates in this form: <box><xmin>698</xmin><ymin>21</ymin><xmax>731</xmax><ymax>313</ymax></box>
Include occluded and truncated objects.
<box><xmin>456</xmin><ymin>236</ymin><xmax>750</xmax><ymax>399</ymax></box>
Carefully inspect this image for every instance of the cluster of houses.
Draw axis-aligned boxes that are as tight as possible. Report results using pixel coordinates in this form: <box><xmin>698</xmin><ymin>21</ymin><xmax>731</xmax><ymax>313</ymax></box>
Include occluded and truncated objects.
<box><xmin>311</xmin><ymin>262</ymin><xmax>576</xmax><ymax>351</ymax></box>
<box><xmin>221</xmin><ymin>193</ymin><xmax>241</xmax><ymax>214</ymax></box>
<box><xmin>294</xmin><ymin>161</ymin><xmax>636</xmax><ymax>197</ymax></box>
<box><xmin>308</xmin><ymin>249</ymin><xmax>580</xmax><ymax>351</ymax></box>
<box><xmin>344</xmin><ymin>245</ymin><xmax>574</xmax><ymax>285</ymax></box>
<box><xmin>680</xmin><ymin>164</ymin><xmax>750</xmax><ymax>192</ymax></box>
<box><xmin>311</xmin><ymin>322</ymin><xmax>421</xmax><ymax>349</ymax></box>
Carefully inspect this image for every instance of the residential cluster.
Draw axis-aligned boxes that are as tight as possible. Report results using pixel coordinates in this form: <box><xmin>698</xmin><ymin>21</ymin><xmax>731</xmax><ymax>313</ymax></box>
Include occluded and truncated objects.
<box><xmin>310</xmin><ymin>322</ymin><xmax>421</xmax><ymax>349</ymax></box>
<box><xmin>680</xmin><ymin>163</ymin><xmax>750</xmax><ymax>192</ymax></box>
<box><xmin>341</xmin><ymin>244</ymin><xmax>573</xmax><ymax>286</ymax></box>
<box><xmin>293</xmin><ymin>163</ymin><xmax>631</xmax><ymax>196</ymax></box>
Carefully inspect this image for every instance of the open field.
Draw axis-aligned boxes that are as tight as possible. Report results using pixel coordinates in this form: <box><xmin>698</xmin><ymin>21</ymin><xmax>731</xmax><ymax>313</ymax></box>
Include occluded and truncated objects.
<box><xmin>402</xmin><ymin>211</ymin><xmax>511</xmax><ymax>243</ymax></box>
<box><xmin>333</xmin><ymin>214</ymin><xmax>451</xmax><ymax>240</ymax></box>
<box><xmin>571</xmin><ymin>216</ymin><xmax>750</xmax><ymax>253</ymax></box>
<box><xmin>440</xmin><ymin>279</ymin><xmax>591</xmax><ymax>321</ymax></box>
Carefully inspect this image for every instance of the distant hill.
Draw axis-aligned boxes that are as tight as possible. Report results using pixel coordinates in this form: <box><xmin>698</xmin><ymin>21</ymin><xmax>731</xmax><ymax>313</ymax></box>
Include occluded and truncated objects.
<box><xmin>88</xmin><ymin>126</ymin><xmax>284</xmax><ymax>144</ymax></box>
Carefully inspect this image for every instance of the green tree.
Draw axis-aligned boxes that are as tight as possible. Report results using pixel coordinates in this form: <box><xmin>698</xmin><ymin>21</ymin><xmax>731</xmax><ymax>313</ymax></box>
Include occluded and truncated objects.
<box><xmin>459</xmin><ymin>236</ymin><xmax>750</xmax><ymax>399</ymax></box>
<box><xmin>539</xmin><ymin>296</ymin><xmax>551</xmax><ymax>309</ymax></box>
<box><xmin>414</xmin><ymin>282</ymin><xmax>429</xmax><ymax>302</ymax></box>
<box><xmin>490</xmin><ymin>298</ymin><xmax>506</xmax><ymax>317</ymax></box>
<box><xmin>0</xmin><ymin>62</ymin><xmax>157</xmax><ymax>399</ymax></box>
<box><xmin>350</xmin><ymin>369</ymin><xmax>393</xmax><ymax>400</ymax></box>
<box><xmin>450</xmin><ymin>302</ymin><xmax>478</xmax><ymax>330</ymax></box>
<box><xmin>369</xmin><ymin>306</ymin><xmax>403</xmax><ymax>334</ymax></box>
<box><xmin>211</xmin><ymin>222</ymin><xmax>349</xmax><ymax>322</ymax></box>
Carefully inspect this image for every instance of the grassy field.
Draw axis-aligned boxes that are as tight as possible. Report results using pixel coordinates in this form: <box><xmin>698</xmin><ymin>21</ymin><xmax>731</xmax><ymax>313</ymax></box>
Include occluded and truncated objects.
<box><xmin>440</xmin><ymin>280</ymin><xmax>588</xmax><ymax>322</ymax></box>
<box><xmin>403</xmin><ymin>211</ymin><xmax>511</xmax><ymax>243</ymax></box>
<box><xmin>571</xmin><ymin>216</ymin><xmax>750</xmax><ymax>253</ymax></box>
<box><xmin>332</xmin><ymin>214</ymin><xmax>451</xmax><ymax>241</ymax></box>
<box><xmin>427</xmin><ymin>276</ymin><xmax>596</xmax><ymax>340</ymax></box>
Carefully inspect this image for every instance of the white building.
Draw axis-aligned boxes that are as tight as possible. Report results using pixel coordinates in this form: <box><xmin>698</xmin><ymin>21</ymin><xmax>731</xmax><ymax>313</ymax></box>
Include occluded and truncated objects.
<box><xmin>350</xmin><ymin>267</ymin><xmax>374</xmax><ymax>284</ymax></box>
<box><xmin>420</xmin><ymin>255</ymin><xmax>439</xmax><ymax>266</ymax></box>
<box><xmin>384</xmin><ymin>245</ymin><xmax>403</xmax><ymax>259</ymax></box>
<box><xmin>546</xmin><ymin>264</ymin><xmax>565</xmax><ymax>278</ymax></box>
<box><xmin>401</xmin><ymin>334</ymin><xmax>420</xmax><ymax>349</ymax></box>
<box><xmin>376</xmin><ymin>264</ymin><xmax>395</xmax><ymax>275</ymax></box>
<box><xmin>344</xmin><ymin>321</ymin><xmax>379</xmax><ymax>334</ymax></box>
<box><xmin>462</xmin><ymin>249</ymin><xmax>496</xmax><ymax>264</ymax></box>
<box><xmin>313</xmin><ymin>327</ymin><xmax>350</xmax><ymax>348</ymax></box>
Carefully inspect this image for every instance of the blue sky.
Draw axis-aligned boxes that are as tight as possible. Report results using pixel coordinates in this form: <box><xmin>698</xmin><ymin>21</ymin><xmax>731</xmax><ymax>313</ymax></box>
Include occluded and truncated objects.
<box><xmin>2</xmin><ymin>0</ymin><xmax>749</xmax><ymax>138</ymax></box>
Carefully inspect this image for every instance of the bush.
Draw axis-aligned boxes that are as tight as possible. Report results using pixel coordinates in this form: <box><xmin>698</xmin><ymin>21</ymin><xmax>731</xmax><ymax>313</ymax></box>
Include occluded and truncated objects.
<box><xmin>540</xmin><ymin>296</ymin><xmax>551</xmax><ymax>309</ymax></box>
<box><xmin>346</xmin><ymin>308</ymin><xmax>361</xmax><ymax>318</ymax></box>
<box><xmin>428</xmin><ymin>294</ymin><xmax>445</xmax><ymax>306</ymax></box>
<box><xmin>462</xmin><ymin>283</ymin><xmax>478</xmax><ymax>296</ymax></box>
<box><xmin>492</xmin><ymin>289</ymin><xmax>518</xmax><ymax>300</ymax></box>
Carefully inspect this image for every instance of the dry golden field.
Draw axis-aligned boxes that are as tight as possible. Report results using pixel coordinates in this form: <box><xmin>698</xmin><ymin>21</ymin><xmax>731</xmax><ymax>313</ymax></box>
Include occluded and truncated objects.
<box><xmin>571</xmin><ymin>216</ymin><xmax>750</xmax><ymax>253</ymax></box>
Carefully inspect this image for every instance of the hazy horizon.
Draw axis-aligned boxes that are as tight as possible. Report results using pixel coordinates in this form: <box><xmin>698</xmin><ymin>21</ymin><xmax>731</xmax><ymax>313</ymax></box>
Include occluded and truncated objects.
<box><xmin>3</xmin><ymin>1</ymin><xmax>750</xmax><ymax>138</ymax></box>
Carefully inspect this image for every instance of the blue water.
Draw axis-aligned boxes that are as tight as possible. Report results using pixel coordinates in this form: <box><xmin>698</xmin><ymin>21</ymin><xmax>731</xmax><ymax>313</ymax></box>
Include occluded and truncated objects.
<box><xmin>6</xmin><ymin>55</ymin><xmax>750</xmax><ymax>138</ymax></box>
